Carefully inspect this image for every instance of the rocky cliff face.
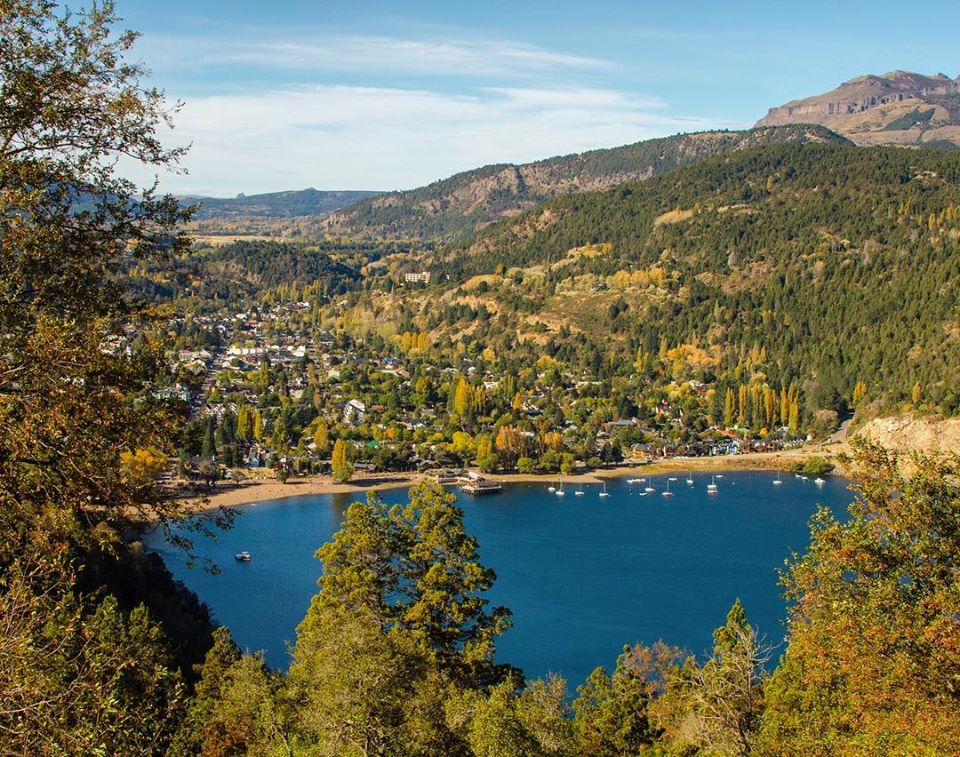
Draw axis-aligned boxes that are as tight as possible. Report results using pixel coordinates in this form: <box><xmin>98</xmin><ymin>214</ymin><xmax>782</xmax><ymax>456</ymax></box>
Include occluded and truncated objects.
<box><xmin>319</xmin><ymin>125</ymin><xmax>848</xmax><ymax>241</ymax></box>
<box><xmin>757</xmin><ymin>71</ymin><xmax>960</xmax><ymax>148</ymax></box>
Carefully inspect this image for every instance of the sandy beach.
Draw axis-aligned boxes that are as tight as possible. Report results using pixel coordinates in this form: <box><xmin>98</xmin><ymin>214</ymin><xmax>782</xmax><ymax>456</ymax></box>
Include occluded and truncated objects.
<box><xmin>185</xmin><ymin>444</ymin><xmax>847</xmax><ymax>511</ymax></box>
<box><xmin>195</xmin><ymin>472</ymin><xmax>425</xmax><ymax>510</ymax></box>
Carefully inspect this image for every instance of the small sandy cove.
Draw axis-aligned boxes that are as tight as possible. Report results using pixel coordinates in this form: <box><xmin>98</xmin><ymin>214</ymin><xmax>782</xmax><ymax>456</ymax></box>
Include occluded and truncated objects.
<box><xmin>189</xmin><ymin>445</ymin><xmax>846</xmax><ymax>512</ymax></box>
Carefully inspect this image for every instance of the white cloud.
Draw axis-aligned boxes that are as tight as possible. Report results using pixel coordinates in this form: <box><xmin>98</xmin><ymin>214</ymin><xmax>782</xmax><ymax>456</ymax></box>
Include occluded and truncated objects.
<box><xmin>136</xmin><ymin>84</ymin><xmax>730</xmax><ymax>196</ymax></box>
<box><xmin>136</xmin><ymin>34</ymin><xmax>610</xmax><ymax>78</ymax></box>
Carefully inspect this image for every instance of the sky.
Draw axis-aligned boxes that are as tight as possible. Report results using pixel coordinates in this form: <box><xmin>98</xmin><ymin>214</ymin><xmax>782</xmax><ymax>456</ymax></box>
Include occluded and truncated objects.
<box><xmin>116</xmin><ymin>0</ymin><xmax>960</xmax><ymax>196</ymax></box>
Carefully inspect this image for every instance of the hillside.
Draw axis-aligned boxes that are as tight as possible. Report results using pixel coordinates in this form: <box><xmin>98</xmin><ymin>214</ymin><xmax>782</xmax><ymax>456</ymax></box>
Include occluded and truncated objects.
<box><xmin>318</xmin><ymin>125</ymin><xmax>848</xmax><ymax>242</ymax></box>
<box><xmin>757</xmin><ymin>70</ymin><xmax>960</xmax><ymax>149</ymax></box>
<box><xmin>183</xmin><ymin>188</ymin><xmax>382</xmax><ymax>220</ymax></box>
<box><xmin>396</xmin><ymin>142</ymin><xmax>960</xmax><ymax>415</ymax></box>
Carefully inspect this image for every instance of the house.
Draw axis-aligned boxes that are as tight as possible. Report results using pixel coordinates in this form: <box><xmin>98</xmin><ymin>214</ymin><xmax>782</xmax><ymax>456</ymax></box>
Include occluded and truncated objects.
<box><xmin>404</xmin><ymin>272</ymin><xmax>431</xmax><ymax>285</ymax></box>
<box><xmin>343</xmin><ymin>399</ymin><xmax>367</xmax><ymax>425</ymax></box>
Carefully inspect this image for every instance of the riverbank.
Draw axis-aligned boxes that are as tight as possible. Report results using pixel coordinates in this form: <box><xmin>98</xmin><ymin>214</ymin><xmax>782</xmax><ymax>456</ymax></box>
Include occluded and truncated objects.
<box><xmin>184</xmin><ymin>444</ymin><xmax>846</xmax><ymax>511</ymax></box>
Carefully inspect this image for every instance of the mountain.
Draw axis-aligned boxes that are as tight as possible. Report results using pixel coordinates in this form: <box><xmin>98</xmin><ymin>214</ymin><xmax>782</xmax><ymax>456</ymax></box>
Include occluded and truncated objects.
<box><xmin>756</xmin><ymin>71</ymin><xmax>960</xmax><ymax>149</ymax></box>
<box><xmin>182</xmin><ymin>188</ymin><xmax>382</xmax><ymax>220</ymax></box>
<box><xmin>318</xmin><ymin>125</ymin><xmax>849</xmax><ymax>242</ymax></box>
<box><xmin>401</xmin><ymin>141</ymin><xmax>960</xmax><ymax>414</ymax></box>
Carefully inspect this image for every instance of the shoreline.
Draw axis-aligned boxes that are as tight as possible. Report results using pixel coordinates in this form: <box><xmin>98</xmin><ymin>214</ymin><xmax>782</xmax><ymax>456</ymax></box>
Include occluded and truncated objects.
<box><xmin>187</xmin><ymin>445</ymin><xmax>847</xmax><ymax>512</ymax></box>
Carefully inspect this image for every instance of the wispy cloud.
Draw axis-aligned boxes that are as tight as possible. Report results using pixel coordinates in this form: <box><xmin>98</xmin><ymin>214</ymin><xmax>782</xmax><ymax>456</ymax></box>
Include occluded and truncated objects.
<box><xmin>137</xmin><ymin>34</ymin><xmax>611</xmax><ymax>78</ymax></box>
<box><xmin>138</xmin><ymin>84</ymin><xmax>729</xmax><ymax>195</ymax></box>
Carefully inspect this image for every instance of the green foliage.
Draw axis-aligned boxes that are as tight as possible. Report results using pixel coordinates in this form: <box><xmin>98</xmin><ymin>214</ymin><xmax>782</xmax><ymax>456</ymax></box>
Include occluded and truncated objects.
<box><xmin>758</xmin><ymin>442</ymin><xmax>960</xmax><ymax>754</ymax></box>
<box><xmin>883</xmin><ymin>107</ymin><xmax>935</xmax><ymax>131</ymax></box>
<box><xmin>792</xmin><ymin>457</ymin><xmax>835</xmax><ymax>475</ymax></box>
<box><xmin>0</xmin><ymin>558</ymin><xmax>187</xmax><ymax>754</ymax></box>
<box><xmin>442</xmin><ymin>142</ymin><xmax>960</xmax><ymax>415</ymax></box>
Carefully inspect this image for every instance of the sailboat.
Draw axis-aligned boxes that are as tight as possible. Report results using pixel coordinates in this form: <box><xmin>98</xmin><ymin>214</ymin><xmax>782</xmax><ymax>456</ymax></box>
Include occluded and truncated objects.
<box><xmin>599</xmin><ymin>481</ymin><xmax>610</xmax><ymax>498</ymax></box>
<box><xmin>644</xmin><ymin>477</ymin><xmax>655</xmax><ymax>493</ymax></box>
<box><xmin>773</xmin><ymin>470</ymin><xmax>783</xmax><ymax>485</ymax></box>
<box><xmin>686</xmin><ymin>471</ymin><xmax>694</xmax><ymax>485</ymax></box>
<box><xmin>661</xmin><ymin>479</ymin><xmax>674</xmax><ymax>497</ymax></box>
<box><xmin>555</xmin><ymin>475</ymin><xmax>565</xmax><ymax>496</ymax></box>
<box><xmin>707</xmin><ymin>476</ymin><xmax>718</xmax><ymax>494</ymax></box>
<box><xmin>574</xmin><ymin>485</ymin><xmax>585</xmax><ymax>496</ymax></box>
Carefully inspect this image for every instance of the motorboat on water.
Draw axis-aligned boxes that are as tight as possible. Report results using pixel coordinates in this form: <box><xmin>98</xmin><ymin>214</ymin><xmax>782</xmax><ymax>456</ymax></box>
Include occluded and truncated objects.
<box><xmin>234</xmin><ymin>551</ymin><xmax>251</xmax><ymax>562</ymax></box>
<box><xmin>814</xmin><ymin>477</ymin><xmax>825</xmax><ymax>486</ymax></box>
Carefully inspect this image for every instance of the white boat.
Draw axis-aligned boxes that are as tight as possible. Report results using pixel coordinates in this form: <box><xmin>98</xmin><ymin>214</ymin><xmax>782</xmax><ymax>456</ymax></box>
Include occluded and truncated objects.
<box><xmin>234</xmin><ymin>551</ymin><xmax>251</xmax><ymax>562</ymax></box>
<box><xmin>686</xmin><ymin>471</ymin><xmax>693</xmax><ymax>485</ymax></box>
<box><xmin>773</xmin><ymin>471</ymin><xmax>783</xmax><ymax>485</ymax></box>
<box><xmin>668</xmin><ymin>476</ymin><xmax>677</xmax><ymax>482</ymax></box>
<box><xmin>599</xmin><ymin>482</ymin><xmax>610</xmax><ymax>498</ymax></box>
<box><xmin>574</xmin><ymin>488</ymin><xmax>585</xmax><ymax>496</ymax></box>
<box><xmin>547</xmin><ymin>485</ymin><xmax>555</xmax><ymax>492</ymax></box>
<box><xmin>716</xmin><ymin>474</ymin><xmax>724</xmax><ymax>479</ymax></box>
<box><xmin>814</xmin><ymin>477</ymin><xmax>825</xmax><ymax>486</ymax></box>
<box><xmin>662</xmin><ymin>480</ymin><xmax>674</xmax><ymax>497</ymax></box>
<box><xmin>707</xmin><ymin>476</ymin><xmax>718</xmax><ymax>494</ymax></box>
<box><xmin>555</xmin><ymin>476</ymin><xmax>565</xmax><ymax>496</ymax></box>
<box><xmin>627</xmin><ymin>478</ymin><xmax>643</xmax><ymax>484</ymax></box>
<box><xmin>644</xmin><ymin>477</ymin><xmax>655</xmax><ymax>493</ymax></box>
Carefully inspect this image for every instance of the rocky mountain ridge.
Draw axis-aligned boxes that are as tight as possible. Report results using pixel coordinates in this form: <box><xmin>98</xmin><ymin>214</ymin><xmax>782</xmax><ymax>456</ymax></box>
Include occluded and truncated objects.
<box><xmin>757</xmin><ymin>70</ymin><xmax>960</xmax><ymax>148</ymax></box>
<box><xmin>317</xmin><ymin>125</ymin><xmax>848</xmax><ymax>242</ymax></box>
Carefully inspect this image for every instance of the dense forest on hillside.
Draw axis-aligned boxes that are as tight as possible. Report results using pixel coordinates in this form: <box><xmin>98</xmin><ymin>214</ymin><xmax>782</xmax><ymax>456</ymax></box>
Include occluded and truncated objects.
<box><xmin>184</xmin><ymin>188</ymin><xmax>381</xmax><ymax>220</ymax></box>
<box><xmin>319</xmin><ymin>125</ymin><xmax>849</xmax><ymax>242</ymax></box>
<box><xmin>410</xmin><ymin>143</ymin><xmax>960</xmax><ymax>414</ymax></box>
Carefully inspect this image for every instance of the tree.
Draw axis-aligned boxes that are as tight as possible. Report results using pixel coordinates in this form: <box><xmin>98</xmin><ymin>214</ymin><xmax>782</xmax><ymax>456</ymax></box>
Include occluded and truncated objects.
<box><xmin>285</xmin><ymin>485</ymin><xmax>515</xmax><ymax>752</ymax></box>
<box><xmin>174</xmin><ymin>627</ymin><xmax>283</xmax><ymax>755</ymax></box>
<box><xmin>759</xmin><ymin>443</ymin><xmax>960</xmax><ymax>754</ymax></box>
<box><xmin>453</xmin><ymin>376</ymin><xmax>474</xmax><ymax>419</ymax></box>
<box><xmin>0</xmin><ymin>4</ymin><xmax>223</xmax><ymax>749</ymax></box>
<box><xmin>287</xmin><ymin>604</ymin><xmax>433</xmax><ymax>756</ymax></box>
<box><xmin>271</xmin><ymin>414</ymin><xmax>288</xmax><ymax>450</ymax></box>
<box><xmin>495</xmin><ymin>425</ymin><xmax>523</xmax><ymax>468</ymax></box>
<box><xmin>573</xmin><ymin>642</ymin><xmax>681</xmax><ymax>755</ymax></box>
<box><xmin>331</xmin><ymin>438</ymin><xmax>353</xmax><ymax>483</ymax></box>
<box><xmin>724</xmin><ymin>388</ymin><xmax>736</xmax><ymax>427</ymax></box>
<box><xmin>312</xmin><ymin>419</ymin><xmax>330</xmax><ymax>455</ymax></box>
<box><xmin>313</xmin><ymin>484</ymin><xmax>512</xmax><ymax>685</ymax></box>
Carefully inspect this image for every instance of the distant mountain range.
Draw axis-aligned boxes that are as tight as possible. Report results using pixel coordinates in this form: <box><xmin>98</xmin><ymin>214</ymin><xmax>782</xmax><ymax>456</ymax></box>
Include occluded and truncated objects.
<box><xmin>181</xmin><ymin>188</ymin><xmax>381</xmax><ymax>220</ymax></box>
<box><xmin>316</xmin><ymin>125</ymin><xmax>848</xmax><ymax>241</ymax></box>
<box><xmin>187</xmin><ymin>71</ymin><xmax>960</xmax><ymax>242</ymax></box>
<box><xmin>757</xmin><ymin>70</ymin><xmax>960</xmax><ymax>149</ymax></box>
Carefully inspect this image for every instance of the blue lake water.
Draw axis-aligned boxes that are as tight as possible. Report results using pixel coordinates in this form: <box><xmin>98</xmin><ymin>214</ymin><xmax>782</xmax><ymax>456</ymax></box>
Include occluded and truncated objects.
<box><xmin>145</xmin><ymin>471</ymin><xmax>853</xmax><ymax>688</ymax></box>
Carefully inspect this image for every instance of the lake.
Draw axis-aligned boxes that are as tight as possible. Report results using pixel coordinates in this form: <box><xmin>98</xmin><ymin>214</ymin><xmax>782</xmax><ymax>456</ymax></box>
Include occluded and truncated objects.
<box><xmin>145</xmin><ymin>470</ymin><xmax>853</xmax><ymax>689</ymax></box>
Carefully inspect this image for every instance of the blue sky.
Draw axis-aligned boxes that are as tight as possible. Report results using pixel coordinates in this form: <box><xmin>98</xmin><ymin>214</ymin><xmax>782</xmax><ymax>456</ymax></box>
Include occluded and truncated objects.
<box><xmin>118</xmin><ymin>0</ymin><xmax>960</xmax><ymax>195</ymax></box>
